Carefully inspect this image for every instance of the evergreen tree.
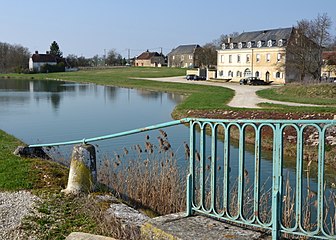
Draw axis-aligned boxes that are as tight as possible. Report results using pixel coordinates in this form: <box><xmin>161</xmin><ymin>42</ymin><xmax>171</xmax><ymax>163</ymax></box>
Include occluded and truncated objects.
<box><xmin>50</xmin><ymin>41</ymin><xmax>63</xmax><ymax>58</ymax></box>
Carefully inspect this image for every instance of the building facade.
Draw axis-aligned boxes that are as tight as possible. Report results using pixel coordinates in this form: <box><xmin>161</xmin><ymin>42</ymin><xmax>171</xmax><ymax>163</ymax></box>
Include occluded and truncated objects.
<box><xmin>29</xmin><ymin>51</ymin><xmax>57</xmax><ymax>72</ymax></box>
<box><xmin>322</xmin><ymin>50</ymin><xmax>336</xmax><ymax>80</ymax></box>
<box><xmin>167</xmin><ymin>44</ymin><xmax>202</xmax><ymax>68</ymax></box>
<box><xmin>217</xmin><ymin>28</ymin><xmax>296</xmax><ymax>84</ymax></box>
<box><xmin>134</xmin><ymin>51</ymin><xmax>165</xmax><ymax>67</ymax></box>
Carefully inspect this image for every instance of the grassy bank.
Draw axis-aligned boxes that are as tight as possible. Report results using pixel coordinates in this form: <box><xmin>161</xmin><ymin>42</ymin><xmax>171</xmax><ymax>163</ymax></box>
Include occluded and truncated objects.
<box><xmin>0</xmin><ymin>130</ymin><xmax>68</xmax><ymax>191</ymax></box>
<box><xmin>0</xmin><ymin>130</ymin><xmax>136</xmax><ymax>239</ymax></box>
<box><xmin>257</xmin><ymin>83</ymin><xmax>336</xmax><ymax>106</ymax></box>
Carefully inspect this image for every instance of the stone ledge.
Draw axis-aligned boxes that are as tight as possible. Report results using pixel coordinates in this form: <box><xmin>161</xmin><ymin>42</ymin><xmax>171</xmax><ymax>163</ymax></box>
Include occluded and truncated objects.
<box><xmin>66</xmin><ymin>195</ymin><xmax>271</xmax><ymax>240</ymax></box>
<box><xmin>66</xmin><ymin>232</ymin><xmax>117</xmax><ymax>240</ymax></box>
<box><xmin>141</xmin><ymin>212</ymin><xmax>270</xmax><ymax>240</ymax></box>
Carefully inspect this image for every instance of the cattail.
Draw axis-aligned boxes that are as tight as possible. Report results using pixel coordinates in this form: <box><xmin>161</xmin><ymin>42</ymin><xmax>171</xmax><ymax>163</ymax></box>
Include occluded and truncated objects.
<box><xmin>196</xmin><ymin>151</ymin><xmax>200</xmax><ymax>162</ymax></box>
<box><xmin>184</xmin><ymin>142</ymin><xmax>190</xmax><ymax>159</ymax></box>
<box><xmin>159</xmin><ymin>129</ymin><xmax>167</xmax><ymax>138</ymax></box>
<box><xmin>244</xmin><ymin>169</ymin><xmax>249</xmax><ymax>178</ymax></box>
<box><xmin>136</xmin><ymin>144</ymin><xmax>142</xmax><ymax>154</ymax></box>
<box><xmin>123</xmin><ymin>147</ymin><xmax>129</xmax><ymax>155</ymax></box>
<box><xmin>170</xmin><ymin>151</ymin><xmax>174</xmax><ymax>158</ymax></box>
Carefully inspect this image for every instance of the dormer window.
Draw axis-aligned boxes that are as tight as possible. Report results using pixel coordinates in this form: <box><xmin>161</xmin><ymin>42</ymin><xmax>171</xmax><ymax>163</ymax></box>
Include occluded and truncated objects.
<box><xmin>230</xmin><ymin>43</ymin><xmax>234</xmax><ymax>49</ymax></box>
<box><xmin>278</xmin><ymin>39</ymin><xmax>283</xmax><ymax>47</ymax></box>
<box><xmin>267</xmin><ymin>40</ymin><xmax>273</xmax><ymax>47</ymax></box>
<box><xmin>257</xmin><ymin>41</ymin><xmax>262</xmax><ymax>48</ymax></box>
<box><xmin>222</xmin><ymin>43</ymin><xmax>226</xmax><ymax>50</ymax></box>
<box><xmin>238</xmin><ymin>42</ymin><xmax>243</xmax><ymax>49</ymax></box>
<box><xmin>247</xmin><ymin>42</ymin><xmax>252</xmax><ymax>48</ymax></box>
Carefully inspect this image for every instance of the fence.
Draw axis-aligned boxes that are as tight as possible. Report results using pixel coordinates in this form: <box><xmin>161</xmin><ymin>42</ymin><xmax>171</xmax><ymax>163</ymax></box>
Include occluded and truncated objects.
<box><xmin>29</xmin><ymin>118</ymin><xmax>336</xmax><ymax>239</ymax></box>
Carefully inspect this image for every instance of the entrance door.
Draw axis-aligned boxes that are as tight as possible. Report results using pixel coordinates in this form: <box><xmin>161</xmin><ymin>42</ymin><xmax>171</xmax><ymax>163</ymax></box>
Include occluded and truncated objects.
<box><xmin>265</xmin><ymin>71</ymin><xmax>270</xmax><ymax>82</ymax></box>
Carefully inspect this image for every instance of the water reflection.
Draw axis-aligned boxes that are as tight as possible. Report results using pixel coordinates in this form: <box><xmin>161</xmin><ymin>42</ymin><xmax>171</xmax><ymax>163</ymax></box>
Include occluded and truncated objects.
<box><xmin>0</xmin><ymin>78</ymin><xmax>185</xmax><ymax>146</ymax></box>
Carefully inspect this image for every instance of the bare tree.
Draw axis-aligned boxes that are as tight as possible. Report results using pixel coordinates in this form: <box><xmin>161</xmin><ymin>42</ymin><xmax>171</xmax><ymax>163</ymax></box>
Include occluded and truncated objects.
<box><xmin>0</xmin><ymin>42</ymin><xmax>30</xmax><ymax>73</ymax></box>
<box><xmin>199</xmin><ymin>43</ymin><xmax>217</xmax><ymax>68</ymax></box>
<box><xmin>106</xmin><ymin>49</ymin><xmax>122</xmax><ymax>66</ymax></box>
<box><xmin>213</xmin><ymin>32</ymin><xmax>240</xmax><ymax>48</ymax></box>
<box><xmin>287</xmin><ymin>13</ymin><xmax>332</xmax><ymax>82</ymax></box>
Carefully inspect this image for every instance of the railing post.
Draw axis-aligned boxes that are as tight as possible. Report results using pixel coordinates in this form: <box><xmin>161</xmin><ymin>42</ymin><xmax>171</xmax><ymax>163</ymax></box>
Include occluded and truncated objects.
<box><xmin>272</xmin><ymin>124</ymin><xmax>282</xmax><ymax>239</ymax></box>
<box><xmin>62</xmin><ymin>144</ymin><xmax>97</xmax><ymax>195</ymax></box>
<box><xmin>186</xmin><ymin>120</ymin><xmax>194</xmax><ymax>216</ymax></box>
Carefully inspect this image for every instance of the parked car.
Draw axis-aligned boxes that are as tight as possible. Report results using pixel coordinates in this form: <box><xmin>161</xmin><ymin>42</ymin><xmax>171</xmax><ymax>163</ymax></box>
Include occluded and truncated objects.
<box><xmin>186</xmin><ymin>74</ymin><xmax>206</xmax><ymax>81</ymax></box>
<box><xmin>240</xmin><ymin>77</ymin><xmax>272</xmax><ymax>85</ymax></box>
<box><xmin>186</xmin><ymin>74</ymin><xmax>196</xmax><ymax>80</ymax></box>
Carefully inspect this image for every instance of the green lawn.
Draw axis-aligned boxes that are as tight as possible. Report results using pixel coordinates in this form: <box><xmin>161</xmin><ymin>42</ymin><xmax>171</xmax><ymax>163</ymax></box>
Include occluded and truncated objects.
<box><xmin>257</xmin><ymin>83</ymin><xmax>336</xmax><ymax>105</ymax></box>
<box><xmin>0</xmin><ymin>130</ymin><xmax>68</xmax><ymax>191</ymax></box>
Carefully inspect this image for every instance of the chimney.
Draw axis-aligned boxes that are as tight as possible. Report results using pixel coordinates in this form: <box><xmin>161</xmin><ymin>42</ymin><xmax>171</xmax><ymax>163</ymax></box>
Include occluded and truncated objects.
<box><xmin>228</xmin><ymin>37</ymin><xmax>232</xmax><ymax>43</ymax></box>
<box><xmin>35</xmin><ymin>51</ymin><xmax>38</xmax><ymax>54</ymax></box>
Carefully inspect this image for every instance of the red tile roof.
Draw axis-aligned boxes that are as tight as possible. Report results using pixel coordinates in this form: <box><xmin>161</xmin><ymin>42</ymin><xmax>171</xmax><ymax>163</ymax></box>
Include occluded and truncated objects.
<box><xmin>137</xmin><ymin>51</ymin><xmax>161</xmax><ymax>60</ymax></box>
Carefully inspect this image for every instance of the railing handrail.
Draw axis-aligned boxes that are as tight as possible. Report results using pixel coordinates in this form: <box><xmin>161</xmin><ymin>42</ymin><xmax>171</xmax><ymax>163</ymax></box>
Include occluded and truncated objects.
<box><xmin>29</xmin><ymin>118</ymin><xmax>191</xmax><ymax>147</ymax></box>
<box><xmin>29</xmin><ymin>118</ymin><xmax>336</xmax><ymax>148</ymax></box>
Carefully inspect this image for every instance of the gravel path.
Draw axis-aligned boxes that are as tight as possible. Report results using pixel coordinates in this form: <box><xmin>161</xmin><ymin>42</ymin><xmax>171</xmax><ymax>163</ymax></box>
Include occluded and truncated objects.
<box><xmin>0</xmin><ymin>191</ymin><xmax>39</xmax><ymax>239</ymax></box>
<box><xmin>137</xmin><ymin>76</ymin><xmax>322</xmax><ymax>108</ymax></box>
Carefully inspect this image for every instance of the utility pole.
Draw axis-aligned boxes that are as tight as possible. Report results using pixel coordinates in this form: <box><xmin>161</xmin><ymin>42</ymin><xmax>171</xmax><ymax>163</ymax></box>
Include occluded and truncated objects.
<box><xmin>128</xmin><ymin>48</ymin><xmax>130</xmax><ymax>65</ymax></box>
<box><xmin>104</xmin><ymin>49</ymin><xmax>106</xmax><ymax>66</ymax></box>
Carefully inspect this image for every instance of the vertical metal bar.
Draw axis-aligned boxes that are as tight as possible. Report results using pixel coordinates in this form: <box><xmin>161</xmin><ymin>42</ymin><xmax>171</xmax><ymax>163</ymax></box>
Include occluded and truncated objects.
<box><xmin>254</xmin><ymin>126</ymin><xmax>261</xmax><ymax>221</ymax></box>
<box><xmin>186</xmin><ymin>121</ymin><xmax>195</xmax><ymax>216</ymax></box>
<box><xmin>211</xmin><ymin>124</ymin><xmax>217</xmax><ymax>212</ymax></box>
<box><xmin>238</xmin><ymin>125</ymin><xmax>245</xmax><ymax>217</ymax></box>
<box><xmin>223</xmin><ymin>125</ymin><xmax>230</xmax><ymax>215</ymax></box>
<box><xmin>296</xmin><ymin>127</ymin><xmax>304</xmax><ymax>228</ymax></box>
<box><xmin>272</xmin><ymin>123</ymin><xmax>281</xmax><ymax>239</ymax></box>
<box><xmin>200</xmin><ymin>123</ymin><xmax>206</xmax><ymax>209</ymax></box>
<box><xmin>316</xmin><ymin>127</ymin><xmax>325</xmax><ymax>233</ymax></box>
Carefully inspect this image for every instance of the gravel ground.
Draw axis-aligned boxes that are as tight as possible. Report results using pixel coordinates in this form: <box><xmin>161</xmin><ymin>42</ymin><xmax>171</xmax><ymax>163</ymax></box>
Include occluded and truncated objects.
<box><xmin>137</xmin><ymin>76</ymin><xmax>324</xmax><ymax>108</ymax></box>
<box><xmin>0</xmin><ymin>191</ymin><xmax>39</xmax><ymax>240</ymax></box>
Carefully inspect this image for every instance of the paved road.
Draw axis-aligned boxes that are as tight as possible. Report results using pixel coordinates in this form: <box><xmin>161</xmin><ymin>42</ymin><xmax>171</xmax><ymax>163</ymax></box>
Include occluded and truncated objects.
<box><xmin>138</xmin><ymin>76</ymin><xmax>320</xmax><ymax>108</ymax></box>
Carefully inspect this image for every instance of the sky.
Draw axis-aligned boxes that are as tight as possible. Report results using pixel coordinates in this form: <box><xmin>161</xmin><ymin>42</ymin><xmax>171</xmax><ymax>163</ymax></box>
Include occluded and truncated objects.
<box><xmin>1</xmin><ymin>0</ymin><xmax>336</xmax><ymax>58</ymax></box>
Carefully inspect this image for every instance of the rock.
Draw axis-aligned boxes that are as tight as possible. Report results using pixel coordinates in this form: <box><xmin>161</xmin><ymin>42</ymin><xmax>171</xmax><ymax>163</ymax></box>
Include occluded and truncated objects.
<box><xmin>105</xmin><ymin>203</ymin><xmax>150</xmax><ymax>228</ymax></box>
<box><xmin>13</xmin><ymin>146</ymin><xmax>51</xmax><ymax>160</ymax></box>
<box><xmin>66</xmin><ymin>232</ymin><xmax>116</xmax><ymax>240</ymax></box>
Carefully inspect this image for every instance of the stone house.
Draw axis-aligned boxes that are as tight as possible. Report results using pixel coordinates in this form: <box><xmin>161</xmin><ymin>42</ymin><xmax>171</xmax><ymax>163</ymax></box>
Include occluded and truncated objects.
<box><xmin>321</xmin><ymin>50</ymin><xmax>336</xmax><ymax>80</ymax></box>
<box><xmin>29</xmin><ymin>51</ymin><xmax>57</xmax><ymax>72</ymax></box>
<box><xmin>216</xmin><ymin>27</ymin><xmax>319</xmax><ymax>84</ymax></box>
<box><xmin>134</xmin><ymin>50</ymin><xmax>165</xmax><ymax>67</ymax></box>
<box><xmin>167</xmin><ymin>44</ymin><xmax>202</xmax><ymax>68</ymax></box>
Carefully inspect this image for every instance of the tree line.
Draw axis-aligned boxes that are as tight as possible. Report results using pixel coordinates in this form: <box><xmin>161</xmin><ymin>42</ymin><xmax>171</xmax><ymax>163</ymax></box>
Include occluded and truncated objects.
<box><xmin>0</xmin><ymin>41</ymin><xmax>127</xmax><ymax>73</ymax></box>
<box><xmin>0</xmin><ymin>42</ymin><xmax>30</xmax><ymax>73</ymax></box>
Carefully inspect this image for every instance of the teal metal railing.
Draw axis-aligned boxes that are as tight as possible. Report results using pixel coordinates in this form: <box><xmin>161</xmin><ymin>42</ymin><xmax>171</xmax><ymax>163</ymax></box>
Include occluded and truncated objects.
<box><xmin>29</xmin><ymin>118</ymin><xmax>336</xmax><ymax>239</ymax></box>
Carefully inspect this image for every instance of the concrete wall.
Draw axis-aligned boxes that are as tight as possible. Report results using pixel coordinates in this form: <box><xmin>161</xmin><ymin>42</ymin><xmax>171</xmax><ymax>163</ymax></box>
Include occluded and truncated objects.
<box><xmin>186</xmin><ymin>69</ymin><xmax>199</xmax><ymax>75</ymax></box>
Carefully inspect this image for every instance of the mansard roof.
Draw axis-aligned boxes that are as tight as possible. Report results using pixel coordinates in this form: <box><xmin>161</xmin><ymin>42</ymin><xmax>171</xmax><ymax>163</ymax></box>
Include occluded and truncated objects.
<box><xmin>234</xmin><ymin>27</ymin><xmax>293</xmax><ymax>43</ymax></box>
<box><xmin>222</xmin><ymin>27</ymin><xmax>293</xmax><ymax>50</ymax></box>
